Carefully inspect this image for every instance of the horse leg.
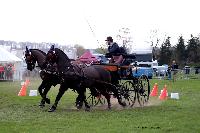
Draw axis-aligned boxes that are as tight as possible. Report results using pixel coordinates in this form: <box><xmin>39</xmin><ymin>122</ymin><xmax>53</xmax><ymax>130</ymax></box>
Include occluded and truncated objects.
<box><xmin>105</xmin><ymin>93</ymin><xmax>111</xmax><ymax>109</ymax></box>
<box><xmin>75</xmin><ymin>94</ymin><xmax>82</xmax><ymax>109</ymax></box>
<box><xmin>48</xmin><ymin>83</ymin><xmax>68</xmax><ymax>112</ymax></box>
<box><xmin>117</xmin><ymin>95</ymin><xmax>126</xmax><ymax>107</ymax></box>
<box><xmin>101</xmin><ymin>91</ymin><xmax>111</xmax><ymax>109</ymax></box>
<box><xmin>111</xmin><ymin>85</ymin><xmax>126</xmax><ymax>107</ymax></box>
<box><xmin>76</xmin><ymin>87</ymin><xmax>90</xmax><ymax>111</ymax></box>
<box><xmin>38</xmin><ymin>81</ymin><xmax>47</xmax><ymax>107</ymax></box>
<box><xmin>75</xmin><ymin>88</ymin><xmax>84</xmax><ymax>109</ymax></box>
<box><xmin>82</xmin><ymin>87</ymin><xmax>90</xmax><ymax>111</ymax></box>
<box><xmin>42</xmin><ymin>83</ymin><xmax>52</xmax><ymax>104</ymax></box>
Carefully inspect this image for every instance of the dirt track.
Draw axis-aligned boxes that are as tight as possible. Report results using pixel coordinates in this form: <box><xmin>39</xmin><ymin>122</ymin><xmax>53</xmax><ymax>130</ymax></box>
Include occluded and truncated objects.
<box><xmin>90</xmin><ymin>97</ymin><xmax>162</xmax><ymax>110</ymax></box>
<box><xmin>66</xmin><ymin>96</ymin><xmax>162</xmax><ymax>111</ymax></box>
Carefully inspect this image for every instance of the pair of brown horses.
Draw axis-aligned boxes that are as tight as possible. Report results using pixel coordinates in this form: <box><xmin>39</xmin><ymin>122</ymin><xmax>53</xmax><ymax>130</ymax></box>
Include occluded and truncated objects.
<box><xmin>24</xmin><ymin>47</ymin><xmax>89</xmax><ymax>110</ymax></box>
<box><xmin>25</xmin><ymin>46</ymin><xmax>126</xmax><ymax>112</ymax></box>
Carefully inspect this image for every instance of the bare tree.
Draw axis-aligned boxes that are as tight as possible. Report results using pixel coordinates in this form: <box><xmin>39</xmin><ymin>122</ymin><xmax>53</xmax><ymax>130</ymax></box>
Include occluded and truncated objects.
<box><xmin>116</xmin><ymin>27</ymin><xmax>133</xmax><ymax>53</ymax></box>
<box><xmin>146</xmin><ymin>29</ymin><xmax>160</xmax><ymax>47</ymax></box>
<box><xmin>146</xmin><ymin>29</ymin><xmax>168</xmax><ymax>60</ymax></box>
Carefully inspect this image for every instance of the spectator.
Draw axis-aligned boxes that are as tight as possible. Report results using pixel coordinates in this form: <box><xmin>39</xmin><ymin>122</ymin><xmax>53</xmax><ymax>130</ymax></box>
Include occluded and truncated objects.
<box><xmin>171</xmin><ymin>60</ymin><xmax>178</xmax><ymax>70</ymax></box>
<box><xmin>0</xmin><ymin>64</ymin><xmax>5</xmax><ymax>79</ymax></box>
<box><xmin>171</xmin><ymin>60</ymin><xmax>178</xmax><ymax>82</ymax></box>
<box><xmin>167</xmin><ymin>65</ymin><xmax>171</xmax><ymax>80</ymax></box>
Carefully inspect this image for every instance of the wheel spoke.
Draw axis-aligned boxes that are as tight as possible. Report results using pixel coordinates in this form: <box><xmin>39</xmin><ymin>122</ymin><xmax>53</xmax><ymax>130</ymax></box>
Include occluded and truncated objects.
<box><xmin>120</xmin><ymin>81</ymin><xmax>136</xmax><ymax>107</ymax></box>
<box><xmin>137</xmin><ymin>75</ymin><xmax>150</xmax><ymax>106</ymax></box>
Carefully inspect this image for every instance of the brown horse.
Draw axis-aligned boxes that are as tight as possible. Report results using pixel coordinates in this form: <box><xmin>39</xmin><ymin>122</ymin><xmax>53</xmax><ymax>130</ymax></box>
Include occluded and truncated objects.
<box><xmin>24</xmin><ymin>47</ymin><xmax>55</xmax><ymax>107</ymax></box>
<box><xmin>46</xmin><ymin>46</ymin><xmax>126</xmax><ymax>112</ymax></box>
<box><xmin>24</xmin><ymin>47</ymin><xmax>88</xmax><ymax>109</ymax></box>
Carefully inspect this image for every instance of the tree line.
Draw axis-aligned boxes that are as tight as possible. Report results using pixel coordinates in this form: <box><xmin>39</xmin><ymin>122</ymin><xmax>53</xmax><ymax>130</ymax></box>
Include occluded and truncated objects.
<box><xmin>53</xmin><ymin>32</ymin><xmax>200</xmax><ymax>68</ymax></box>
<box><xmin>154</xmin><ymin>35</ymin><xmax>200</xmax><ymax>68</ymax></box>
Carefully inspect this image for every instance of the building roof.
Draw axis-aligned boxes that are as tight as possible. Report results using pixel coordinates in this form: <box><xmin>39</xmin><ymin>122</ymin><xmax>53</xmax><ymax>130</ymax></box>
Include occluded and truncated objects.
<box><xmin>0</xmin><ymin>47</ymin><xmax>22</xmax><ymax>62</ymax></box>
<box><xmin>134</xmin><ymin>53</ymin><xmax>153</xmax><ymax>62</ymax></box>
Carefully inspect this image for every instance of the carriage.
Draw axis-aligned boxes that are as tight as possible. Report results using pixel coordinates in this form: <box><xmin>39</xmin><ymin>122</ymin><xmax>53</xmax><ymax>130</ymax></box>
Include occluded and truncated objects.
<box><xmin>24</xmin><ymin>46</ymin><xmax>150</xmax><ymax>112</ymax></box>
<box><xmin>86</xmin><ymin>54</ymin><xmax>150</xmax><ymax>107</ymax></box>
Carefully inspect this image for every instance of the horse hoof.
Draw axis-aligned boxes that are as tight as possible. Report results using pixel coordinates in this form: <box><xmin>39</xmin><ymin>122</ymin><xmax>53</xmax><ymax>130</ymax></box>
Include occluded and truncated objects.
<box><xmin>39</xmin><ymin>103</ymin><xmax>45</xmax><ymax>108</ymax></box>
<box><xmin>39</xmin><ymin>105</ymin><xmax>45</xmax><ymax>108</ymax></box>
<box><xmin>123</xmin><ymin>103</ymin><xmax>126</xmax><ymax>107</ymax></box>
<box><xmin>121</xmin><ymin>102</ymin><xmax>126</xmax><ymax>107</ymax></box>
<box><xmin>48</xmin><ymin>108</ymin><xmax>55</xmax><ymax>112</ymax></box>
<box><xmin>76</xmin><ymin>102</ymin><xmax>83</xmax><ymax>110</ymax></box>
<box><xmin>48</xmin><ymin>106</ymin><xmax>56</xmax><ymax>112</ymax></box>
<box><xmin>45</xmin><ymin>98</ymin><xmax>50</xmax><ymax>104</ymax></box>
<box><xmin>107</xmin><ymin>106</ymin><xmax>111</xmax><ymax>110</ymax></box>
<box><xmin>85</xmin><ymin>107</ymin><xmax>90</xmax><ymax>112</ymax></box>
<box><xmin>76</xmin><ymin>105</ymin><xmax>82</xmax><ymax>110</ymax></box>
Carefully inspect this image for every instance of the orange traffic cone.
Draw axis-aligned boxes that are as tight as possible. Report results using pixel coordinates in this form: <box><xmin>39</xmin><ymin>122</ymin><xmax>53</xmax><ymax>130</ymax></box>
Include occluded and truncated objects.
<box><xmin>24</xmin><ymin>79</ymin><xmax>30</xmax><ymax>86</ymax></box>
<box><xmin>150</xmin><ymin>83</ymin><xmax>158</xmax><ymax>96</ymax></box>
<box><xmin>18</xmin><ymin>84</ymin><xmax>27</xmax><ymax>96</ymax></box>
<box><xmin>159</xmin><ymin>85</ymin><xmax>168</xmax><ymax>100</ymax></box>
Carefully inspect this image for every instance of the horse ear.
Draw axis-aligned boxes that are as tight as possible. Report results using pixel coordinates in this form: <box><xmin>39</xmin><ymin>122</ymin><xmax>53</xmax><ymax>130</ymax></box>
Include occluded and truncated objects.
<box><xmin>50</xmin><ymin>45</ymin><xmax>55</xmax><ymax>51</ymax></box>
<box><xmin>26</xmin><ymin>46</ymin><xmax>29</xmax><ymax>54</ymax></box>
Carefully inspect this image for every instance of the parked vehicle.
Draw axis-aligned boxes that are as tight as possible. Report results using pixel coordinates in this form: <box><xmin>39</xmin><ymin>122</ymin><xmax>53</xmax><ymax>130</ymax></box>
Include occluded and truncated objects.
<box><xmin>93</xmin><ymin>54</ymin><xmax>109</xmax><ymax>63</ymax></box>
<box><xmin>183</xmin><ymin>66</ymin><xmax>190</xmax><ymax>74</ymax></box>
<box><xmin>153</xmin><ymin>65</ymin><xmax>168</xmax><ymax>77</ymax></box>
<box><xmin>132</xmin><ymin>67</ymin><xmax>153</xmax><ymax>79</ymax></box>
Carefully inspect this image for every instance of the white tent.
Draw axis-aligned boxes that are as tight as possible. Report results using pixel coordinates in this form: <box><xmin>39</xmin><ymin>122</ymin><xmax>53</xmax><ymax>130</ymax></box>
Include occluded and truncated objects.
<box><xmin>0</xmin><ymin>47</ymin><xmax>23</xmax><ymax>81</ymax></box>
<box><xmin>0</xmin><ymin>47</ymin><xmax>22</xmax><ymax>62</ymax></box>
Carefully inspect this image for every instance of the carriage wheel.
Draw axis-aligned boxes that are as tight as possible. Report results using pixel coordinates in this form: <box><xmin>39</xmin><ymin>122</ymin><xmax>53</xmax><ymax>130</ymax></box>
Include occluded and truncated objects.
<box><xmin>120</xmin><ymin>81</ymin><xmax>136</xmax><ymax>107</ymax></box>
<box><xmin>137</xmin><ymin>75</ymin><xmax>150</xmax><ymax>106</ymax></box>
<box><xmin>86</xmin><ymin>93</ymin><xmax>106</xmax><ymax>107</ymax></box>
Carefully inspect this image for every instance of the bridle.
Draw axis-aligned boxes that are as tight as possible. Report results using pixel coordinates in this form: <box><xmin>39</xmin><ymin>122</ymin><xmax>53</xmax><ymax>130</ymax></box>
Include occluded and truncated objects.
<box><xmin>25</xmin><ymin>52</ymin><xmax>36</xmax><ymax>70</ymax></box>
<box><xmin>46</xmin><ymin>49</ymin><xmax>86</xmax><ymax>81</ymax></box>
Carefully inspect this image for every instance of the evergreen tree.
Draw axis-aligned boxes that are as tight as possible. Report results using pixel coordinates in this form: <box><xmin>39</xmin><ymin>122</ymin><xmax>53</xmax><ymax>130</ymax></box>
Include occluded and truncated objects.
<box><xmin>186</xmin><ymin>35</ymin><xmax>200</xmax><ymax>64</ymax></box>
<box><xmin>174</xmin><ymin>36</ymin><xmax>186</xmax><ymax>66</ymax></box>
<box><xmin>158</xmin><ymin>37</ymin><xmax>172</xmax><ymax>65</ymax></box>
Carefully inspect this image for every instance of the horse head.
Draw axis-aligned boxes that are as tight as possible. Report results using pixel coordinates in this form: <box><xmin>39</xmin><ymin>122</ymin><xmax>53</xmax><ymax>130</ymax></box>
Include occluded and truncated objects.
<box><xmin>46</xmin><ymin>45</ymin><xmax>71</xmax><ymax>73</ymax></box>
<box><xmin>24</xmin><ymin>46</ymin><xmax>36</xmax><ymax>71</ymax></box>
<box><xmin>46</xmin><ymin>45</ymin><xmax>57</xmax><ymax>65</ymax></box>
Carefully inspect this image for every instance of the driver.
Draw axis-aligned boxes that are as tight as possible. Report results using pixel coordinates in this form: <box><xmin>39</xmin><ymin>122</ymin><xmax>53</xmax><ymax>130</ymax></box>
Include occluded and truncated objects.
<box><xmin>105</xmin><ymin>36</ymin><xmax>124</xmax><ymax>64</ymax></box>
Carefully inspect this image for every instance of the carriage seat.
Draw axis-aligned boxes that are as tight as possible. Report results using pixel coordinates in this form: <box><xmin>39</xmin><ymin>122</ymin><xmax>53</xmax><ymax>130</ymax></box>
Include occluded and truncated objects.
<box><xmin>121</xmin><ymin>54</ymin><xmax>136</xmax><ymax>65</ymax></box>
<box><xmin>105</xmin><ymin>53</ymin><xmax>136</xmax><ymax>65</ymax></box>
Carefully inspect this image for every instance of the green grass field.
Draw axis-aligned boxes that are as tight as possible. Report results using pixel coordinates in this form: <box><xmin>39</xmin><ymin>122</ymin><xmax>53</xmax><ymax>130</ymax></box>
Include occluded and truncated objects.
<box><xmin>0</xmin><ymin>78</ymin><xmax>200</xmax><ymax>133</ymax></box>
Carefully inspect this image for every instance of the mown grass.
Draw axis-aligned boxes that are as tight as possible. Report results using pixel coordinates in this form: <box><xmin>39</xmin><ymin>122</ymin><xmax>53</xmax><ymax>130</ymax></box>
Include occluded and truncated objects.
<box><xmin>0</xmin><ymin>78</ymin><xmax>200</xmax><ymax>133</ymax></box>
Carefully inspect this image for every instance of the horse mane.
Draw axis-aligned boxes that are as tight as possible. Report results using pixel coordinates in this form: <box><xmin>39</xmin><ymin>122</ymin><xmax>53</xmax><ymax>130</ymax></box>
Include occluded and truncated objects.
<box><xmin>54</xmin><ymin>48</ymin><xmax>71</xmax><ymax>72</ymax></box>
<box><xmin>30</xmin><ymin>49</ymin><xmax>47</xmax><ymax>69</ymax></box>
<box><xmin>32</xmin><ymin>49</ymin><xmax>46</xmax><ymax>56</ymax></box>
